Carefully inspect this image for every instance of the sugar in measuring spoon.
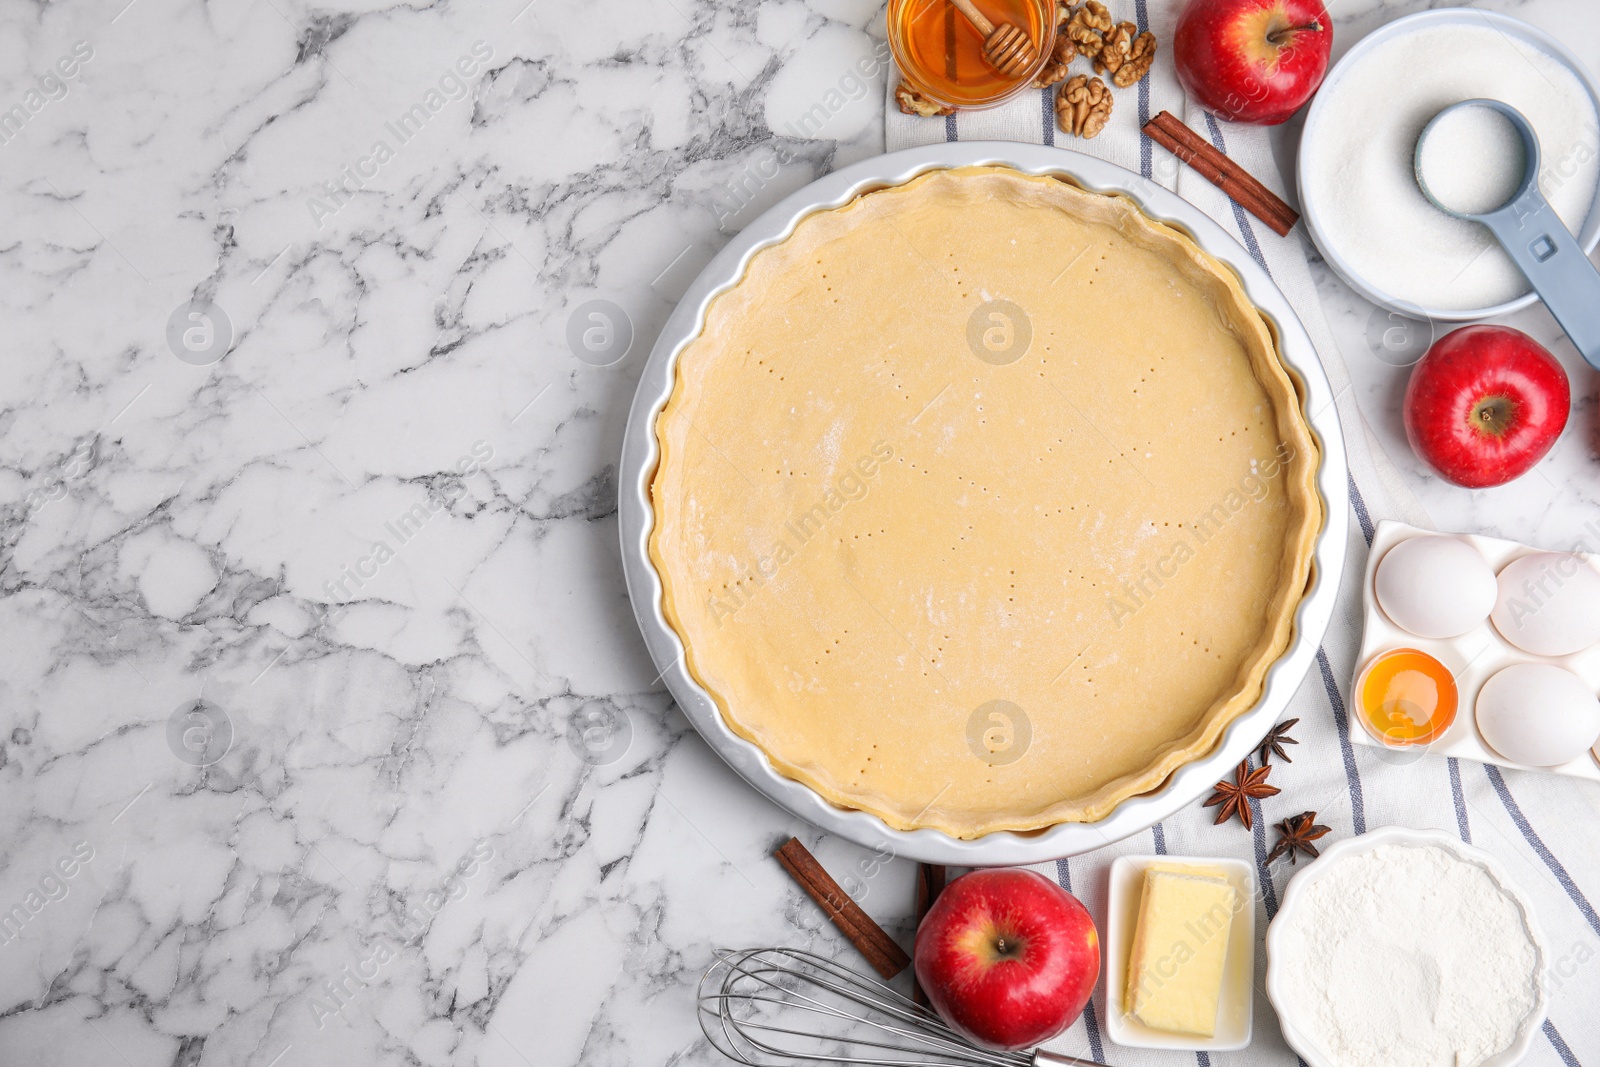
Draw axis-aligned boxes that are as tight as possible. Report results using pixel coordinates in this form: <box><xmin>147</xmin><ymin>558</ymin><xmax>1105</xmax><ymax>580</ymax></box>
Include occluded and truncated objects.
<box><xmin>1416</xmin><ymin>99</ymin><xmax>1600</xmax><ymax>369</ymax></box>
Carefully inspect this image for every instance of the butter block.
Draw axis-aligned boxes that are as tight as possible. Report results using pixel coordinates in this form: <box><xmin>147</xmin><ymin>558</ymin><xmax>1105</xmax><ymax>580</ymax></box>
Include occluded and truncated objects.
<box><xmin>1125</xmin><ymin>867</ymin><xmax>1238</xmax><ymax>1037</ymax></box>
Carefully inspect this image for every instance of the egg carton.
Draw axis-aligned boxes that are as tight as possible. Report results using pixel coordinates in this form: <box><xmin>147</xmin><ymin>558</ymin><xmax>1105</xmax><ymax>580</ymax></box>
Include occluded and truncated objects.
<box><xmin>1351</xmin><ymin>520</ymin><xmax>1600</xmax><ymax>780</ymax></box>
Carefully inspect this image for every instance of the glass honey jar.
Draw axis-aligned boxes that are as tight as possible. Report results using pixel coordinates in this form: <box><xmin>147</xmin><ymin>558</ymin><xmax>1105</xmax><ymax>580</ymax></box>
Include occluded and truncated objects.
<box><xmin>888</xmin><ymin>0</ymin><xmax>1056</xmax><ymax>111</ymax></box>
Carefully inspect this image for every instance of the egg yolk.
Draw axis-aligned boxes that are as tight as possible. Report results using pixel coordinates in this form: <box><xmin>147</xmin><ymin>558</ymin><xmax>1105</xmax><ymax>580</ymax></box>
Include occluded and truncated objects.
<box><xmin>1357</xmin><ymin>648</ymin><xmax>1459</xmax><ymax>747</ymax></box>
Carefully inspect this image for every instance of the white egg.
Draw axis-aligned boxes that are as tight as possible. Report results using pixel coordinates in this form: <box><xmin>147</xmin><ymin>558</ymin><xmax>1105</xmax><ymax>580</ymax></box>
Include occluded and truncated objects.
<box><xmin>1374</xmin><ymin>536</ymin><xmax>1496</xmax><ymax>639</ymax></box>
<box><xmin>1476</xmin><ymin>663</ymin><xmax>1600</xmax><ymax>767</ymax></box>
<box><xmin>1490</xmin><ymin>553</ymin><xmax>1600</xmax><ymax>657</ymax></box>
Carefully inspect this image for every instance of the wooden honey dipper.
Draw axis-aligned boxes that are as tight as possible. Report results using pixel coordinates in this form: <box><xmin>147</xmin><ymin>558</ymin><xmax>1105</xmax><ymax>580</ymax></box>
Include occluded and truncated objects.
<box><xmin>947</xmin><ymin>0</ymin><xmax>1039</xmax><ymax>78</ymax></box>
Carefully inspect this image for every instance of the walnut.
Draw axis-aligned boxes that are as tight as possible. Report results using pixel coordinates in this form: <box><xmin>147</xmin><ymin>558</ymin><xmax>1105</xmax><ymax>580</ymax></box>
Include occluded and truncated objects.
<box><xmin>1117</xmin><ymin>30</ymin><xmax>1158</xmax><ymax>87</ymax></box>
<box><xmin>1095</xmin><ymin>21</ymin><xmax>1135</xmax><ymax>74</ymax></box>
<box><xmin>1095</xmin><ymin>21</ymin><xmax>1157</xmax><ymax>87</ymax></box>
<box><xmin>1056</xmin><ymin>74</ymin><xmax>1113</xmax><ymax>139</ymax></box>
<box><xmin>1064</xmin><ymin>1</ymin><xmax>1113</xmax><ymax>59</ymax></box>
<box><xmin>1031</xmin><ymin>34</ymin><xmax>1079</xmax><ymax>88</ymax></box>
<box><xmin>895</xmin><ymin>81</ymin><xmax>954</xmax><ymax>118</ymax></box>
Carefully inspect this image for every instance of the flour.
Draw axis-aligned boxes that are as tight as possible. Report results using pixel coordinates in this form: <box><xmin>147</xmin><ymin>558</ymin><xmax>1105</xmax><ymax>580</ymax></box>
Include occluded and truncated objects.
<box><xmin>1272</xmin><ymin>843</ymin><xmax>1541</xmax><ymax>1067</ymax></box>
<box><xmin>1302</xmin><ymin>23</ymin><xmax>1599</xmax><ymax>311</ymax></box>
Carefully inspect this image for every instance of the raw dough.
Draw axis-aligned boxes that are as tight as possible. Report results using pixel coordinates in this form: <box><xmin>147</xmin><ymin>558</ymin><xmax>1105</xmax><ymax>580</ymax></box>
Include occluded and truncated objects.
<box><xmin>650</xmin><ymin>167</ymin><xmax>1320</xmax><ymax>837</ymax></box>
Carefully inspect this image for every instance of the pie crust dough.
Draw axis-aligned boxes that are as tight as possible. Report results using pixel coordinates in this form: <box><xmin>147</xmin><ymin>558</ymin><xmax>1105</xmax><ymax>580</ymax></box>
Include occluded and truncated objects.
<box><xmin>650</xmin><ymin>167</ymin><xmax>1321</xmax><ymax>838</ymax></box>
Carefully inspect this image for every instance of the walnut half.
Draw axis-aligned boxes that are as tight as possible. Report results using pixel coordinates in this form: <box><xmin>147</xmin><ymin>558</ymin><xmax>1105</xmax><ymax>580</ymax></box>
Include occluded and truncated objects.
<box><xmin>1095</xmin><ymin>21</ymin><xmax>1157</xmax><ymax>87</ymax></box>
<box><xmin>1031</xmin><ymin>34</ymin><xmax>1079</xmax><ymax>88</ymax></box>
<box><xmin>1064</xmin><ymin>1</ymin><xmax>1113</xmax><ymax>59</ymax></box>
<box><xmin>895</xmin><ymin>81</ymin><xmax>954</xmax><ymax>118</ymax></box>
<box><xmin>1056</xmin><ymin>73</ymin><xmax>1113</xmax><ymax>139</ymax></box>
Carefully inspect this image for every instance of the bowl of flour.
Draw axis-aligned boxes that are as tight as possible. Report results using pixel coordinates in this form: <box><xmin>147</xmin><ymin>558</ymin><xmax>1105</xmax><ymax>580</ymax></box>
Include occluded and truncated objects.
<box><xmin>1297</xmin><ymin>10</ymin><xmax>1600</xmax><ymax>320</ymax></box>
<box><xmin>1266</xmin><ymin>827</ymin><xmax>1547</xmax><ymax>1067</ymax></box>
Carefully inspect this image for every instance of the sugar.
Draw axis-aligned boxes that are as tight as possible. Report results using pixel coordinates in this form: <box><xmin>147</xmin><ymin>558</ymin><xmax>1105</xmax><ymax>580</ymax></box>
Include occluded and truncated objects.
<box><xmin>1418</xmin><ymin>104</ymin><xmax>1527</xmax><ymax>216</ymax></box>
<box><xmin>1303</xmin><ymin>23</ymin><xmax>1599</xmax><ymax>312</ymax></box>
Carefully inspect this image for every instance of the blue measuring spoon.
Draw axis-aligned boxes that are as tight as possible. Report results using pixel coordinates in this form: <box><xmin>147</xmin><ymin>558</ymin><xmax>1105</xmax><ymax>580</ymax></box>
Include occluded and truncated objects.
<box><xmin>1415</xmin><ymin>99</ymin><xmax>1600</xmax><ymax>371</ymax></box>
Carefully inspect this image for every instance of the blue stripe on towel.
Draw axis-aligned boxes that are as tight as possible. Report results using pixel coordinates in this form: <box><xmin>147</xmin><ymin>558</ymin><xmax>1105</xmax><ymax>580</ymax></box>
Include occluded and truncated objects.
<box><xmin>1043</xmin><ymin>86</ymin><xmax>1055</xmax><ymax>146</ymax></box>
<box><xmin>1200</xmin><ymin>109</ymin><xmax>1377</xmax><ymax>854</ymax></box>
<box><xmin>1134</xmin><ymin>0</ymin><xmax>1152</xmax><ymax>179</ymax></box>
<box><xmin>1197</xmin><ymin>95</ymin><xmax>1382</xmax><ymax>886</ymax></box>
<box><xmin>1246</xmin><ymin>767</ymin><xmax>1282</xmax><ymax>919</ymax></box>
<box><xmin>1316</xmin><ymin>647</ymin><xmax>1367</xmax><ymax>835</ymax></box>
<box><xmin>1448</xmin><ymin>758</ymin><xmax>1472</xmax><ymax>844</ymax></box>
<box><xmin>1246</xmin><ymin>775</ymin><xmax>1290</xmax><ymax>1067</ymax></box>
<box><xmin>1485</xmin><ymin>765</ymin><xmax>1600</xmax><ymax>938</ymax></box>
<box><xmin>1201</xmin><ymin>113</ymin><xmax>1272</xmax><ymax>279</ymax></box>
<box><xmin>1544</xmin><ymin>1019</ymin><xmax>1582</xmax><ymax>1067</ymax></box>
<box><xmin>1151</xmin><ymin>821</ymin><xmax>1166</xmax><ymax>855</ymax></box>
<box><xmin>1347</xmin><ymin>472</ymin><xmax>1375</xmax><ymax>546</ymax></box>
<box><xmin>1053</xmin><ymin>859</ymin><xmax>1106</xmax><ymax>1063</ymax></box>
<box><xmin>945</xmin><ymin>113</ymin><xmax>957</xmax><ymax>141</ymax></box>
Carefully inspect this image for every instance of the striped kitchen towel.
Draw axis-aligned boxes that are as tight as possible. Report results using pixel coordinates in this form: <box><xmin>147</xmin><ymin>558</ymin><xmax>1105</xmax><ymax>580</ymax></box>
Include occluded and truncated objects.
<box><xmin>887</xmin><ymin>2</ymin><xmax>1600</xmax><ymax>1065</ymax></box>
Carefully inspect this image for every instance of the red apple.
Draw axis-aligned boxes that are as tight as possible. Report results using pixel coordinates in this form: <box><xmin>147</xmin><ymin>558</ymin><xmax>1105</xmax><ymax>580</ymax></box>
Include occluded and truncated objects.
<box><xmin>1174</xmin><ymin>0</ymin><xmax>1332</xmax><ymax>125</ymax></box>
<box><xmin>1404</xmin><ymin>325</ymin><xmax>1570</xmax><ymax>488</ymax></box>
<box><xmin>913</xmin><ymin>869</ymin><xmax>1099</xmax><ymax>1052</ymax></box>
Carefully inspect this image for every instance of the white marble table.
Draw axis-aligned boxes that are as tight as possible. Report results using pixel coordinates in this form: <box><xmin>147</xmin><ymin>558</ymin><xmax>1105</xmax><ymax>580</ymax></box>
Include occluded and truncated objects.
<box><xmin>1</xmin><ymin>0</ymin><xmax>1596</xmax><ymax>1064</ymax></box>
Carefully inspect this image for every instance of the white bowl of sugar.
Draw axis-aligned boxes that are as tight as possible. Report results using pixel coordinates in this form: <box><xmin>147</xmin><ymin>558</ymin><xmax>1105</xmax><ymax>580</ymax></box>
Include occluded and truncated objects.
<box><xmin>1297</xmin><ymin>9</ymin><xmax>1600</xmax><ymax>322</ymax></box>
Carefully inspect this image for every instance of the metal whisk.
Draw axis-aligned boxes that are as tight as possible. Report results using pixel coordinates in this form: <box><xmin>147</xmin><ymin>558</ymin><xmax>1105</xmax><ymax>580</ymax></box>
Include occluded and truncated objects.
<box><xmin>698</xmin><ymin>947</ymin><xmax>1106</xmax><ymax>1067</ymax></box>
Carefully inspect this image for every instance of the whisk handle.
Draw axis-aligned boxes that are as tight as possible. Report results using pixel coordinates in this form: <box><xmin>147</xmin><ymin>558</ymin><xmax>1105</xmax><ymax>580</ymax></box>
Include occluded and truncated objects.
<box><xmin>1033</xmin><ymin>1051</ymin><xmax>1108</xmax><ymax>1067</ymax></box>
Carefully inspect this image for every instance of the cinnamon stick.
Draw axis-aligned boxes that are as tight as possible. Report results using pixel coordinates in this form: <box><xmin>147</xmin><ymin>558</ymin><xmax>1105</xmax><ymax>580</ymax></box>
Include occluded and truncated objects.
<box><xmin>774</xmin><ymin>837</ymin><xmax>911</xmax><ymax>979</ymax></box>
<box><xmin>1142</xmin><ymin>111</ymin><xmax>1300</xmax><ymax>237</ymax></box>
<box><xmin>911</xmin><ymin>863</ymin><xmax>946</xmax><ymax>1007</ymax></box>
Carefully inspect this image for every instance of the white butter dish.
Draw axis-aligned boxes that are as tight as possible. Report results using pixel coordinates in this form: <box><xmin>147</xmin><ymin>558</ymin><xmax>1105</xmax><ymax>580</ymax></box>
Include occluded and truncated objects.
<box><xmin>1103</xmin><ymin>855</ymin><xmax>1255</xmax><ymax>1052</ymax></box>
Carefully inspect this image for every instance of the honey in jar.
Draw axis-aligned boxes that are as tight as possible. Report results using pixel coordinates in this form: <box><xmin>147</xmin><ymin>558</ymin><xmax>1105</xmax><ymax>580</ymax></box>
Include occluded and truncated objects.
<box><xmin>888</xmin><ymin>0</ymin><xmax>1055</xmax><ymax>110</ymax></box>
<box><xmin>1356</xmin><ymin>648</ymin><xmax>1459</xmax><ymax>747</ymax></box>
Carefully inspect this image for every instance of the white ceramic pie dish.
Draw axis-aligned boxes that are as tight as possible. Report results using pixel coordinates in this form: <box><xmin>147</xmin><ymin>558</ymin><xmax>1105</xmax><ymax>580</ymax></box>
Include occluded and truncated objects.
<box><xmin>617</xmin><ymin>142</ymin><xmax>1350</xmax><ymax>864</ymax></box>
<box><xmin>1264</xmin><ymin>826</ymin><xmax>1548</xmax><ymax>1067</ymax></box>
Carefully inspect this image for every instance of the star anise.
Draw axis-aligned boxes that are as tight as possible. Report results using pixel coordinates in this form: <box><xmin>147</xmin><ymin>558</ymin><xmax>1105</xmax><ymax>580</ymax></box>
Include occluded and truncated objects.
<box><xmin>1203</xmin><ymin>760</ymin><xmax>1279</xmax><ymax>829</ymax></box>
<box><xmin>1267</xmin><ymin>811</ymin><xmax>1332</xmax><ymax>866</ymax></box>
<box><xmin>1257</xmin><ymin>717</ymin><xmax>1300</xmax><ymax>766</ymax></box>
